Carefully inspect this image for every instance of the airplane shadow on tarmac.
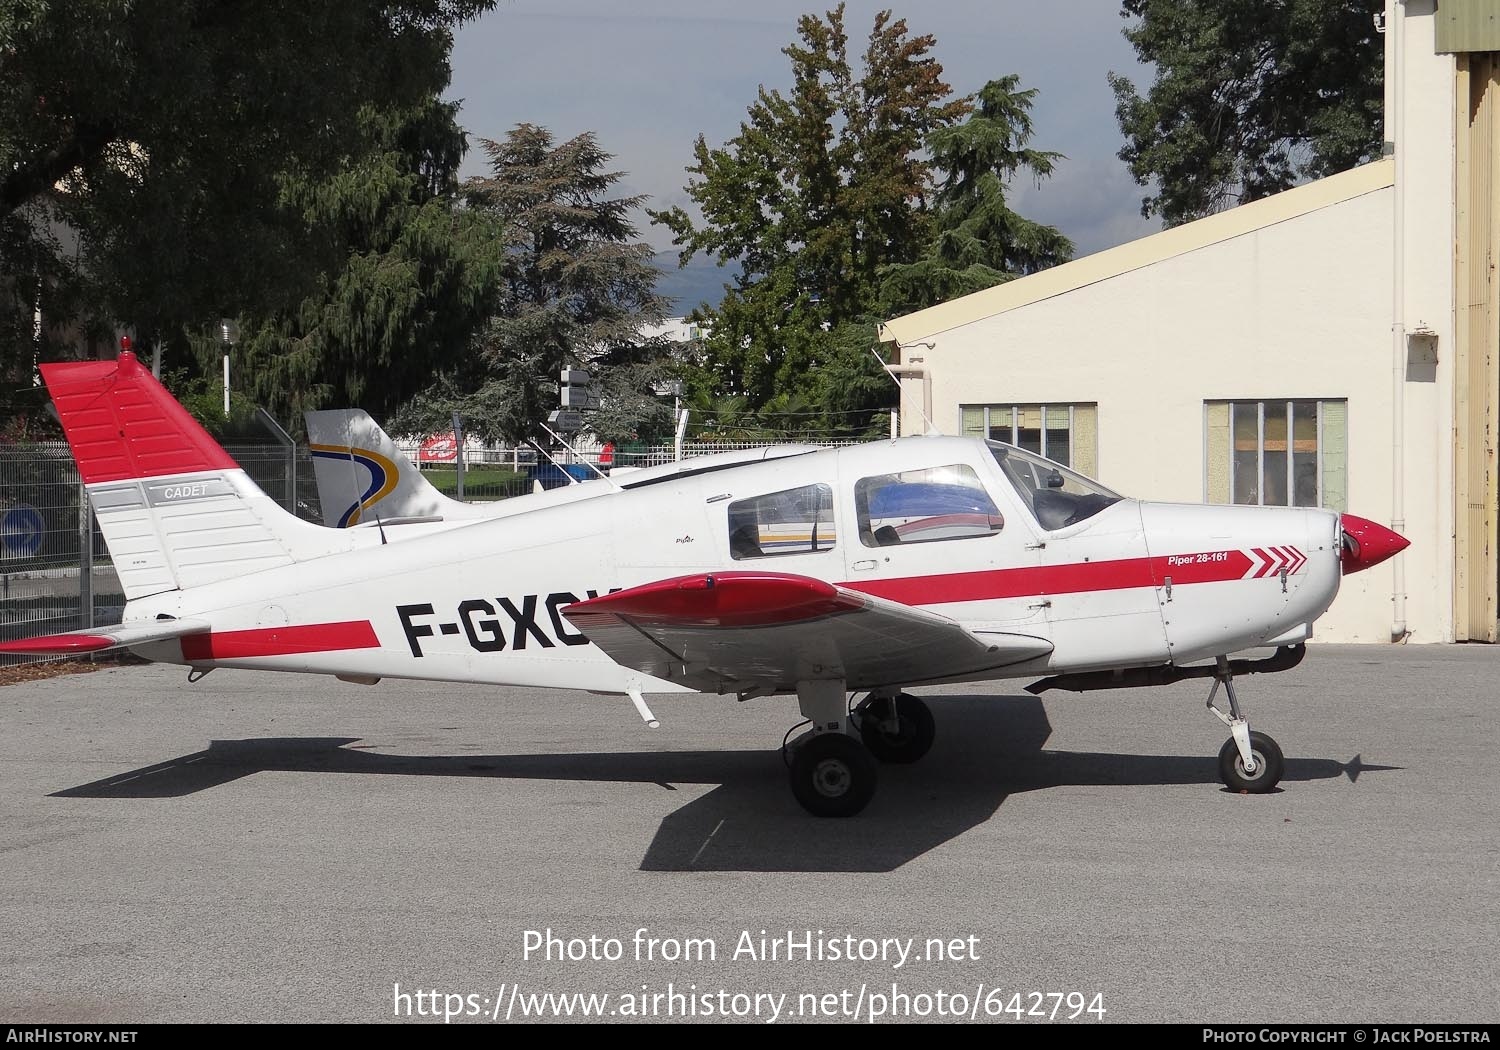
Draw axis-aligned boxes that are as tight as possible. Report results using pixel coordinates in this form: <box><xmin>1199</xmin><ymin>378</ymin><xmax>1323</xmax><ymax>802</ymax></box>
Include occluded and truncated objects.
<box><xmin>51</xmin><ymin>695</ymin><xmax>1394</xmax><ymax>873</ymax></box>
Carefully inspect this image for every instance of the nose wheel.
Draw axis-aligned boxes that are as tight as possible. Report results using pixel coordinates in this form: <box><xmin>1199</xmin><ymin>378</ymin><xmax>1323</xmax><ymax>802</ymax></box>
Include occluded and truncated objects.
<box><xmin>1218</xmin><ymin>731</ymin><xmax>1284</xmax><ymax>792</ymax></box>
<box><xmin>1206</xmin><ymin>655</ymin><xmax>1284</xmax><ymax>793</ymax></box>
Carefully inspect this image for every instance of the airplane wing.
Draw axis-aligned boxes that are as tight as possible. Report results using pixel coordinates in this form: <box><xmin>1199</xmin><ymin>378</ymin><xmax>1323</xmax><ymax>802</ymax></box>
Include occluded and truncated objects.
<box><xmin>562</xmin><ymin>571</ymin><xmax>1051</xmax><ymax>694</ymax></box>
<box><xmin>0</xmin><ymin>618</ymin><xmax>210</xmax><ymax>656</ymax></box>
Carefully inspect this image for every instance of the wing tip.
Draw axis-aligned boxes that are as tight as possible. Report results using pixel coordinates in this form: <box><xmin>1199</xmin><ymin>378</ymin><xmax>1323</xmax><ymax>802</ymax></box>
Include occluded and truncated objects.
<box><xmin>0</xmin><ymin>634</ymin><xmax>117</xmax><ymax>655</ymax></box>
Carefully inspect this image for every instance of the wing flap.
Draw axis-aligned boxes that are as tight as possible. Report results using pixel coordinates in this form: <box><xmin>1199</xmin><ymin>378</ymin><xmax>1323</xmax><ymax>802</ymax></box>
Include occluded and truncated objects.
<box><xmin>562</xmin><ymin>572</ymin><xmax>1051</xmax><ymax>693</ymax></box>
<box><xmin>0</xmin><ymin>618</ymin><xmax>210</xmax><ymax>656</ymax></box>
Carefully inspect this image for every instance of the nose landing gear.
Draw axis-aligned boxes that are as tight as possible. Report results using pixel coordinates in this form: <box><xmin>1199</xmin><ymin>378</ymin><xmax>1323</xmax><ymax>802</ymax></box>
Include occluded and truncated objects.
<box><xmin>1206</xmin><ymin>655</ymin><xmax>1285</xmax><ymax>792</ymax></box>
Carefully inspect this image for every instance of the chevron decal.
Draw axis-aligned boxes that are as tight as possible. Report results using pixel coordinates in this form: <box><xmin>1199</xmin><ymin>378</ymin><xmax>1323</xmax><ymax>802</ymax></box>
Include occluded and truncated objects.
<box><xmin>1243</xmin><ymin>546</ymin><xmax>1307</xmax><ymax>579</ymax></box>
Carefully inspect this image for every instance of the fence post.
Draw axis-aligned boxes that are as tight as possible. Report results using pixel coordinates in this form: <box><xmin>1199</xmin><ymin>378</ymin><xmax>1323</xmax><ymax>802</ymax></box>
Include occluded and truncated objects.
<box><xmin>77</xmin><ymin>478</ymin><xmax>93</xmax><ymax>630</ymax></box>
<box><xmin>452</xmin><ymin>413</ymin><xmax>465</xmax><ymax>501</ymax></box>
<box><xmin>254</xmin><ymin>407</ymin><xmax>297</xmax><ymax>514</ymax></box>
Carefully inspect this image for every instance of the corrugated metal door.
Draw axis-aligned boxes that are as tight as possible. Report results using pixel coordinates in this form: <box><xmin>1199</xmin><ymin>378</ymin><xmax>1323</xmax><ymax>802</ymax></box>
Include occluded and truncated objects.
<box><xmin>1454</xmin><ymin>52</ymin><xmax>1500</xmax><ymax>641</ymax></box>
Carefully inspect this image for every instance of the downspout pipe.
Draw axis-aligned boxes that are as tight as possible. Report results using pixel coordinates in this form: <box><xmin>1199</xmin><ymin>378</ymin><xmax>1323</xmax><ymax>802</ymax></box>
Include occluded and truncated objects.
<box><xmin>1390</xmin><ymin>0</ymin><xmax>1409</xmax><ymax>642</ymax></box>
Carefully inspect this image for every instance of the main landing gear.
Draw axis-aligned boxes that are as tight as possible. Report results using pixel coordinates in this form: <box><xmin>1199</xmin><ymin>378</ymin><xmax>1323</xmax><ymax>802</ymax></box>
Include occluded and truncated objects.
<box><xmin>784</xmin><ymin>681</ymin><xmax>935</xmax><ymax>817</ymax></box>
<box><xmin>1205</xmin><ymin>655</ymin><xmax>1285</xmax><ymax>793</ymax></box>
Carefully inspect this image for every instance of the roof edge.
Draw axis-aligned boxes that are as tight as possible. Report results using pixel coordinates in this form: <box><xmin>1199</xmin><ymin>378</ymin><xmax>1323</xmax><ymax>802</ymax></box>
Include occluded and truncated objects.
<box><xmin>880</xmin><ymin>157</ymin><xmax>1396</xmax><ymax>345</ymax></box>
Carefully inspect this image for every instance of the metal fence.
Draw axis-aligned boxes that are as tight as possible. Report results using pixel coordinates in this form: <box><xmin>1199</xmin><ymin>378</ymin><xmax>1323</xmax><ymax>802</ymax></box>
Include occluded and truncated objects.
<box><xmin>0</xmin><ymin>442</ymin><xmax>321</xmax><ymax>666</ymax></box>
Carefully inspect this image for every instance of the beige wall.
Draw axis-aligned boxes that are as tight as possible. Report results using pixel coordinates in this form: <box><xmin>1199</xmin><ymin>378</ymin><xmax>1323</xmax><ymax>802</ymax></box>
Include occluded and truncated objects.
<box><xmin>901</xmin><ymin>189</ymin><xmax>1408</xmax><ymax>642</ymax></box>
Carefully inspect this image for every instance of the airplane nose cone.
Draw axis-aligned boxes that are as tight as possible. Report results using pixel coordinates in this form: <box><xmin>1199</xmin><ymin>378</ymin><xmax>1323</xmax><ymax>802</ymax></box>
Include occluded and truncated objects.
<box><xmin>1340</xmin><ymin>514</ymin><xmax>1409</xmax><ymax>574</ymax></box>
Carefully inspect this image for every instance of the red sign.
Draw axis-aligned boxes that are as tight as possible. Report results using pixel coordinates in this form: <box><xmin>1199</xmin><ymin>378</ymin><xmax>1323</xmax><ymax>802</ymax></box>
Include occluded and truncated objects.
<box><xmin>419</xmin><ymin>433</ymin><xmax>458</xmax><ymax>463</ymax></box>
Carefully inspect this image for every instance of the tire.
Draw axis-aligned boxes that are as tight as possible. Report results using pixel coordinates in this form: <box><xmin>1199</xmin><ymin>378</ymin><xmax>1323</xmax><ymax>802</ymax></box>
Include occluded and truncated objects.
<box><xmin>858</xmin><ymin>693</ymin><xmax>936</xmax><ymax>764</ymax></box>
<box><xmin>789</xmin><ymin>733</ymin><xmax>878</xmax><ymax>817</ymax></box>
<box><xmin>1218</xmin><ymin>731</ymin><xmax>1285</xmax><ymax>793</ymax></box>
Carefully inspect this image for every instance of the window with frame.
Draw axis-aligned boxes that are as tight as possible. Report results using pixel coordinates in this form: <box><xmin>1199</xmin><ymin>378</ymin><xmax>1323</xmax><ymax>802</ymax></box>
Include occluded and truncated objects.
<box><xmin>1205</xmin><ymin>400</ymin><xmax>1347</xmax><ymax>511</ymax></box>
<box><xmin>855</xmin><ymin>464</ymin><xmax>1003</xmax><ymax>546</ymax></box>
<box><xmin>726</xmin><ymin>484</ymin><xmax>836</xmax><ymax>560</ymax></box>
<box><xmin>959</xmin><ymin>403</ymin><xmax>1099</xmax><ymax>477</ymax></box>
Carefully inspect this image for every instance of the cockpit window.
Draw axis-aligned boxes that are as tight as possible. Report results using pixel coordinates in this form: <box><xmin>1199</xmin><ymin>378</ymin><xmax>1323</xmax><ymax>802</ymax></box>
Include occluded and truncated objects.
<box><xmin>987</xmin><ymin>440</ymin><xmax>1122</xmax><ymax>531</ymax></box>
<box><xmin>727</xmin><ymin>484</ymin><xmax>836</xmax><ymax>559</ymax></box>
<box><xmin>855</xmin><ymin>464</ymin><xmax>1003</xmax><ymax>546</ymax></box>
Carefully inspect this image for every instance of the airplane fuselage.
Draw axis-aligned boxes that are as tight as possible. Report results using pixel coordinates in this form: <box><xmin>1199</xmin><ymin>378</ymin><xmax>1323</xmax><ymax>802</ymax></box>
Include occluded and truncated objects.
<box><xmin>125</xmin><ymin>436</ymin><xmax>1344</xmax><ymax>696</ymax></box>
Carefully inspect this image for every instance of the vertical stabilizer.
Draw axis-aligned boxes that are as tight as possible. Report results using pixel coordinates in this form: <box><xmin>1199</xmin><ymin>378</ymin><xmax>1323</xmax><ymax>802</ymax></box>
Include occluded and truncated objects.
<box><xmin>306</xmin><ymin>409</ymin><xmax>486</xmax><ymax>527</ymax></box>
<box><xmin>42</xmin><ymin>352</ymin><xmax>349</xmax><ymax>599</ymax></box>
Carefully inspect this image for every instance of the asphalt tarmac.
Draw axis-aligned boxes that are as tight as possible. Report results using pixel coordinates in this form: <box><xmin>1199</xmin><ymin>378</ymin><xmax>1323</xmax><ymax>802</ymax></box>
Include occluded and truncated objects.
<box><xmin>1</xmin><ymin>644</ymin><xmax>1495</xmax><ymax>1024</ymax></box>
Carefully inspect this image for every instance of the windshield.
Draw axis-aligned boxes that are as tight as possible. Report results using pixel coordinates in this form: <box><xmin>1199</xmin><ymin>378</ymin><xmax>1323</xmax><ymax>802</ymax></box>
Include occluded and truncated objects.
<box><xmin>986</xmin><ymin>440</ymin><xmax>1123</xmax><ymax>531</ymax></box>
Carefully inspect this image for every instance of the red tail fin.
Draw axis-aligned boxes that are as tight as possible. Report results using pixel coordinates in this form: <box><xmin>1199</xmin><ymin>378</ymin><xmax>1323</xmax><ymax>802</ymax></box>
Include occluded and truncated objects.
<box><xmin>40</xmin><ymin>352</ymin><xmax>237</xmax><ymax>484</ymax></box>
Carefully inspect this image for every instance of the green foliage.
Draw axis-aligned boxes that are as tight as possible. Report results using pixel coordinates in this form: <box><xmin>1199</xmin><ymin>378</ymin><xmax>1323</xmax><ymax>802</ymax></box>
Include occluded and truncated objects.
<box><xmin>655</xmin><ymin>7</ymin><xmax>1066</xmax><ymax>436</ymax></box>
<box><xmin>1110</xmin><ymin>0</ymin><xmax>1384</xmax><ymax>225</ymax></box>
<box><xmin>0</xmin><ymin>0</ymin><xmax>495</xmax><ymax>429</ymax></box>
<box><xmin>225</xmin><ymin>99</ymin><xmax>504</xmax><ymax>429</ymax></box>
<box><xmin>158</xmin><ymin>367</ymin><xmax>260</xmax><ymax>438</ymax></box>
<box><xmin>396</xmin><ymin>125</ymin><xmax>673</xmax><ymax>443</ymax></box>
<box><xmin>881</xmin><ymin>75</ymin><xmax>1073</xmax><ymax>315</ymax></box>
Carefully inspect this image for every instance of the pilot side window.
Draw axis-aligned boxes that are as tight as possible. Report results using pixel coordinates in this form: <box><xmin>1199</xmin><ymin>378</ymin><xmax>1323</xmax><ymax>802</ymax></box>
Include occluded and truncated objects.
<box><xmin>727</xmin><ymin>484</ymin><xmax>836</xmax><ymax>560</ymax></box>
<box><xmin>855</xmin><ymin>465</ymin><xmax>1003</xmax><ymax>547</ymax></box>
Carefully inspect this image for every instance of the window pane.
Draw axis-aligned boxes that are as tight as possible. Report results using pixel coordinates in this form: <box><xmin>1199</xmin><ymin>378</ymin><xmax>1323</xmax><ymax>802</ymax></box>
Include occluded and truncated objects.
<box><xmin>856</xmin><ymin>464</ymin><xmax>1003</xmax><ymax>546</ymax></box>
<box><xmin>960</xmin><ymin>405</ymin><xmax>984</xmax><ymax>437</ymax></box>
<box><xmin>1262</xmin><ymin>402</ymin><xmax>1288</xmax><ymax>506</ymax></box>
<box><xmin>1321</xmin><ymin>401</ymin><xmax>1348</xmax><ymax>512</ymax></box>
<box><xmin>1072</xmin><ymin>404</ymin><xmax>1099</xmax><ymax>478</ymax></box>
<box><xmin>1292</xmin><ymin>400</ymin><xmax>1319</xmax><ymax>507</ymax></box>
<box><xmin>1232</xmin><ymin>402</ymin><xmax>1260</xmax><ymax>505</ymax></box>
<box><xmin>1043</xmin><ymin>406</ymin><xmax>1071</xmax><ymax>466</ymax></box>
<box><xmin>1205</xmin><ymin>402</ymin><xmax>1231</xmax><ymax>503</ymax></box>
<box><xmin>986</xmin><ymin>406</ymin><xmax>1014</xmax><ymax>443</ymax></box>
<box><xmin>727</xmin><ymin>484</ymin><xmax>836</xmax><ymax>560</ymax></box>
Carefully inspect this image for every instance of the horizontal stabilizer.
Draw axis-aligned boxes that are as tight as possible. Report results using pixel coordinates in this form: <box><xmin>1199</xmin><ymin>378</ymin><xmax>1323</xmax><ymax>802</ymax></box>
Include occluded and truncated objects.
<box><xmin>0</xmin><ymin>619</ymin><xmax>210</xmax><ymax>656</ymax></box>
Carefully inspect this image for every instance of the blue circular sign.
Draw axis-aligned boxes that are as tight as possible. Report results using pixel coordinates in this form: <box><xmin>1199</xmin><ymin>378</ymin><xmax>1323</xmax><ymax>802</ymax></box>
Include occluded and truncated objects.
<box><xmin>1</xmin><ymin>504</ymin><xmax>45</xmax><ymax>558</ymax></box>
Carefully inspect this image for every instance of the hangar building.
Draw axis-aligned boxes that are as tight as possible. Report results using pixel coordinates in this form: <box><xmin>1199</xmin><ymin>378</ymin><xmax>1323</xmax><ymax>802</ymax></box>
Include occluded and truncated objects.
<box><xmin>880</xmin><ymin>1</ymin><xmax>1500</xmax><ymax>644</ymax></box>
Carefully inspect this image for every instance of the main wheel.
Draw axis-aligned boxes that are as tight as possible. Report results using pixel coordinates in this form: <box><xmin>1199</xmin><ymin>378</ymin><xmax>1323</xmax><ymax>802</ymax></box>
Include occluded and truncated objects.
<box><xmin>1218</xmin><ymin>731</ymin><xmax>1285</xmax><ymax>793</ymax></box>
<box><xmin>858</xmin><ymin>693</ymin><xmax>936</xmax><ymax>764</ymax></box>
<box><xmin>789</xmin><ymin>733</ymin><xmax>878</xmax><ymax>817</ymax></box>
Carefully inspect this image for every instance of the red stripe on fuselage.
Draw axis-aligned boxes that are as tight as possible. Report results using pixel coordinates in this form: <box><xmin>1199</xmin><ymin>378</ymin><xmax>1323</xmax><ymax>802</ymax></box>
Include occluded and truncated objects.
<box><xmin>180</xmin><ymin>621</ymin><xmax>379</xmax><ymax>661</ymax></box>
<box><xmin>843</xmin><ymin>550</ymin><xmax>1255</xmax><ymax>605</ymax></box>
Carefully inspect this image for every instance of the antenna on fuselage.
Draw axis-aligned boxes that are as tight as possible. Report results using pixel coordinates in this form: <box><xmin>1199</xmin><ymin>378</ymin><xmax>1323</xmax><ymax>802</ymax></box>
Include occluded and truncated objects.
<box><xmin>871</xmin><ymin>340</ymin><xmax>940</xmax><ymax>437</ymax></box>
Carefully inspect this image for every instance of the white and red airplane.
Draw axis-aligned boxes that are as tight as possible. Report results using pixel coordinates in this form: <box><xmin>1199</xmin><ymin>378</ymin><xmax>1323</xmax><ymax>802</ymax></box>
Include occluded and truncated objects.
<box><xmin>0</xmin><ymin>353</ymin><xmax>1408</xmax><ymax>816</ymax></box>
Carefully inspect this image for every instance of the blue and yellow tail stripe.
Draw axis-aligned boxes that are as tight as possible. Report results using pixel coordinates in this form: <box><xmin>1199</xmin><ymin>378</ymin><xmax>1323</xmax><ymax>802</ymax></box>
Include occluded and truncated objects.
<box><xmin>309</xmin><ymin>444</ymin><xmax>400</xmax><ymax>528</ymax></box>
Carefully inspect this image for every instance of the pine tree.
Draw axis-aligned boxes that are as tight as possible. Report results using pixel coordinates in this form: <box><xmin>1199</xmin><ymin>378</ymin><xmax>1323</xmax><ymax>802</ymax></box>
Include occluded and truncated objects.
<box><xmin>397</xmin><ymin>125</ymin><xmax>672</xmax><ymax>443</ymax></box>
<box><xmin>652</xmin><ymin>5</ymin><xmax>967</xmax><ymax>435</ymax></box>
<box><xmin>881</xmin><ymin>75</ymin><xmax>1073</xmax><ymax>316</ymax></box>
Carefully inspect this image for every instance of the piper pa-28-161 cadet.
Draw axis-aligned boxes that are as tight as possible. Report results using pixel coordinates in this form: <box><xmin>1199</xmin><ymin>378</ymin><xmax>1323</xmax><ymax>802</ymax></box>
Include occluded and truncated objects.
<box><xmin>0</xmin><ymin>353</ymin><xmax>1409</xmax><ymax>816</ymax></box>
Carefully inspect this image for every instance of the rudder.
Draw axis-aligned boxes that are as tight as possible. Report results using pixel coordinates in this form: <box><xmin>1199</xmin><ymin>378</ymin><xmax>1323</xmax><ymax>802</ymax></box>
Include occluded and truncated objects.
<box><xmin>43</xmin><ymin>352</ymin><xmax>349</xmax><ymax>599</ymax></box>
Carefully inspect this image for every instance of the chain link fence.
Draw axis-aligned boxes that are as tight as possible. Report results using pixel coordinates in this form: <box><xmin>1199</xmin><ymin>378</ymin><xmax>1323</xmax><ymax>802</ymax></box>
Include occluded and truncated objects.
<box><xmin>0</xmin><ymin>442</ymin><xmax>320</xmax><ymax>666</ymax></box>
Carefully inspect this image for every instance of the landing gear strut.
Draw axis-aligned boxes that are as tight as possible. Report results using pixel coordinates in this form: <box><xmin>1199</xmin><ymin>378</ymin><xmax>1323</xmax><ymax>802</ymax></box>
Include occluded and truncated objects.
<box><xmin>1206</xmin><ymin>655</ymin><xmax>1284</xmax><ymax>793</ymax></box>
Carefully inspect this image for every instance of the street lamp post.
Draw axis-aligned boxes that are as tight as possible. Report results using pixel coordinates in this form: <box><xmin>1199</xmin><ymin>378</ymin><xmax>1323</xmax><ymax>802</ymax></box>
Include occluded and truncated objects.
<box><xmin>218</xmin><ymin>320</ymin><xmax>238</xmax><ymax>417</ymax></box>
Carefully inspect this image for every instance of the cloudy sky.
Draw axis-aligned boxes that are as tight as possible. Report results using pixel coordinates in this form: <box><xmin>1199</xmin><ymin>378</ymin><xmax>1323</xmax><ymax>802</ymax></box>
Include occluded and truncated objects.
<box><xmin>447</xmin><ymin>1</ymin><xmax>1161</xmax><ymax>304</ymax></box>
